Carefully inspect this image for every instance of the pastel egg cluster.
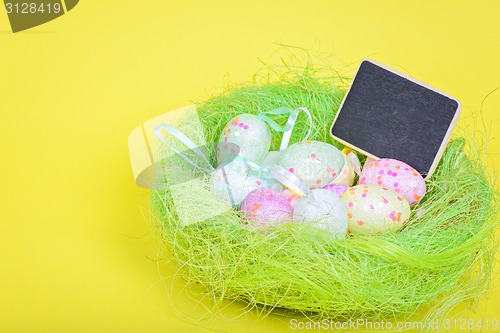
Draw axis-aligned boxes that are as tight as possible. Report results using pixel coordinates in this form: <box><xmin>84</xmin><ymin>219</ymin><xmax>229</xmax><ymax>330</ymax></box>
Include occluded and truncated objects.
<box><xmin>212</xmin><ymin>113</ymin><xmax>425</xmax><ymax>238</ymax></box>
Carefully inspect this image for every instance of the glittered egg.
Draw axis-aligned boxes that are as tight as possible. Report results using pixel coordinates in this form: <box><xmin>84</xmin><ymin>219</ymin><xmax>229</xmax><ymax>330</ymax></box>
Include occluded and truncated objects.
<box><xmin>293</xmin><ymin>189</ymin><xmax>348</xmax><ymax>239</ymax></box>
<box><xmin>241</xmin><ymin>188</ymin><xmax>293</xmax><ymax>226</ymax></box>
<box><xmin>330</xmin><ymin>153</ymin><xmax>356</xmax><ymax>186</ymax></box>
<box><xmin>210</xmin><ymin>165</ymin><xmax>270</xmax><ymax>206</ymax></box>
<box><xmin>218</xmin><ymin>114</ymin><xmax>271</xmax><ymax>165</ymax></box>
<box><xmin>341</xmin><ymin>185</ymin><xmax>411</xmax><ymax>235</ymax></box>
<box><xmin>323</xmin><ymin>183</ymin><xmax>350</xmax><ymax>196</ymax></box>
<box><xmin>277</xmin><ymin>140</ymin><xmax>344</xmax><ymax>189</ymax></box>
<box><xmin>359</xmin><ymin>158</ymin><xmax>426</xmax><ymax>206</ymax></box>
<box><xmin>279</xmin><ymin>189</ymin><xmax>301</xmax><ymax>209</ymax></box>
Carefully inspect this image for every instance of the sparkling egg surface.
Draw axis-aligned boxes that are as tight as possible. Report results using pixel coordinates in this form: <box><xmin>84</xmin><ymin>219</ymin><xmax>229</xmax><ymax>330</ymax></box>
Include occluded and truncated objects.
<box><xmin>241</xmin><ymin>188</ymin><xmax>293</xmax><ymax>226</ymax></box>
<box><xmin>293</xmin><ymin>189</ymin><xmax>348</xmax><ymax>239</ymax></box>
<box><xmin>341</xmin><ymin>184</ymin><xmax>411</xmax><ymax>235</ymax></box>
<box><xmin>277</xmin><ymin>140</ymin><xmax>344</xmax><ymax>189</ymax></box>
<box><xmin>359</xmin><ymin>158</ymin><xmax>426</xmax><ymax>206</ymax></box>
<box><xmin>218</xmin><ymin>114</ymin><xmax>271</xmax><ymax>165</ymax></box>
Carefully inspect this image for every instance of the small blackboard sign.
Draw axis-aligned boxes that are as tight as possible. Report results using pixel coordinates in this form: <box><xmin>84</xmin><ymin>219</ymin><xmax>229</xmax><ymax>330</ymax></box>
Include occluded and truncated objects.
<box><xmin>330</xmin><ymin>60</ymin><xmax>461</xmax><ymax>178</ymax></box>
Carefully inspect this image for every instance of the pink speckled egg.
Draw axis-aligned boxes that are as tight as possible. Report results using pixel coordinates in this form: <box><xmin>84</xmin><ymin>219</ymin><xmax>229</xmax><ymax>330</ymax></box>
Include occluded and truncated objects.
<box><xmin>323</xmin><ymin>183</ymin><xmax>350</xmax><ymax>196</ymax></box>
<box><xmin>241</xmin><ymin>188</ymin><xmax>293</xmax><ymax>227</ymax></box>
<box><xmin>359</xmin><ymin>158</ymin><xmax>426</xmax><ymax>206</ymax></box>
<box><xmin>341</xmin><ymin>185</ymin><xmax>411</xmax><ymax>235</ymax></box>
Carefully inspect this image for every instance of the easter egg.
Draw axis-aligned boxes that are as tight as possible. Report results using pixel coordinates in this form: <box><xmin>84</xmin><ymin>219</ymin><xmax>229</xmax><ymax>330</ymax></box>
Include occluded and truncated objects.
<box><xmin>279</xmin><ymin>189</ymin><xmax>301</xmax><ymax>209</ymax></box>
<box><xmin>248</xmin><ymin>151</ymin><xmax>284</xmax><ymax>192</ymax></box>
<box><xmin>359</xmin><ymin>158</ymin><xmax>426</xmax><ymax>206</ymax></box>
<box><xmin>293</xmin><ymin>189</ymin><xmax>348</xmax><ymax>239</ymax></box>
<box><xmin>210</xmin><ymin>164</ymin><xmax>270</xmax><ymax>206</ymax></box>
<box><xmin>241</xmin><ymin>188</ymin><xmax>293</xmax><ymax>226</ymax></box>
<box><xmin>341</xmin><ymin>185</ymin><xmax>411</xmax><ymax>235</ymax></box>
<box><xmin>330</xmin><ymin>153</ymin><xmax>356</xmax><ymax>186</ymax></box>
<box><xmin>277</xmin><ymin>140</ymin><xmax>344</xmax><ymax>189</ymax></box>
<box><xmin>323</xmin><ymin>183</ymin><xmax>350</xmax><ymax>196</ymax></box>
<box><xmin>218</xmin><ymin>114</ymin><xmax>271</xmax><ymax>165</ymax></box>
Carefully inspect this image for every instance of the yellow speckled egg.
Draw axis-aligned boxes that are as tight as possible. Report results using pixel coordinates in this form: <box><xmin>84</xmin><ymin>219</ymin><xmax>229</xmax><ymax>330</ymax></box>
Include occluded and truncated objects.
<box><xmin>341</xmin><ymin>184</ymin><xmax>411</xmax><ymax>235</ymax></box>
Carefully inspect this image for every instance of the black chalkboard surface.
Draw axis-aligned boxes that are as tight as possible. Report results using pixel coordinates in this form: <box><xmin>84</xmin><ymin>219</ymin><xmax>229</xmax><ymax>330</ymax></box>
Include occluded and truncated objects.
<box><xmin>330</xmin><ymin>60</ymin><xmax>461</xmax><ymax>178</ymax></box>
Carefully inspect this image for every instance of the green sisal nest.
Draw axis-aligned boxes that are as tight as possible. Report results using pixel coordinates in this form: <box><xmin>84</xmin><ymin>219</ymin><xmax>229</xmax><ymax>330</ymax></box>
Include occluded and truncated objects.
<box><xmin>150</xmin><ymin>65</ymin><xmax>499</xmax><ymax>323</ymax></box>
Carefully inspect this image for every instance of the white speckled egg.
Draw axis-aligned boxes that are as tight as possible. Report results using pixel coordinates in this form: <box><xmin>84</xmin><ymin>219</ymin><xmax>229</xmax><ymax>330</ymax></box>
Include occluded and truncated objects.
<box><xmin>359</xmin><ymin>158</ymin><xmax>426</xmax><ymax>206</ymax></box>
<box><xmin>341</xmin><ymin>185</ymin><xmax>411</xmax><ymax>235</ymax></box>
<box><xmin>210</xmin><ymin>165</ymin><xmax>270</xmax><ymax>206</ymax></box>
<box><xmin>277</xmin><ymin>140</ymin><xmax>344</xmax><ymax>189</ymax></box>
<box><xmin>330</xmin><ymin>153</ymin><xmax>356</xmax><ymax>186</ymax></box>
<box><xmin>218</xmin><ymin>114</ymin><xmax>271</xmax><ymax>165</ymax></box>
<box><xmin>293</xmin><ymin>189</ymin><xmax>348</xmax><ymax>239</ymax></box>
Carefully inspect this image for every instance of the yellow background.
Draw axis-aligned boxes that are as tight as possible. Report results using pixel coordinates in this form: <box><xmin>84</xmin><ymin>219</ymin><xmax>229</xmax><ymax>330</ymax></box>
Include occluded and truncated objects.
<box><xmin>1</xmin><ymin>1</ymin><xmax>499</xmax><ymax>332</ymax></box>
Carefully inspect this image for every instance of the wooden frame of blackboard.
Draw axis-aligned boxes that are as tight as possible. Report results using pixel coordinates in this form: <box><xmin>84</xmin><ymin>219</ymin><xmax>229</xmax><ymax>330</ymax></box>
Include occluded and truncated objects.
<box><xmin>330</xmin><ymin>59</ymin><xmax>461</xmax><ymax>179</ymax></box>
